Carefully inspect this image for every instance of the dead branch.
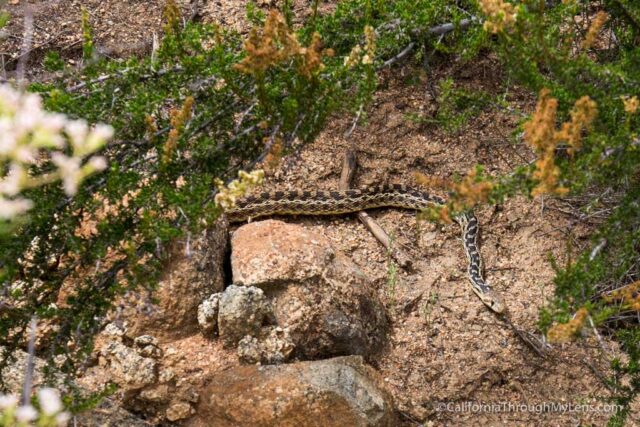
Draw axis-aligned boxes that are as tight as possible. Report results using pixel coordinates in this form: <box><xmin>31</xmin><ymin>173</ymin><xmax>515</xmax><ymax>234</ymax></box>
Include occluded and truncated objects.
<box><xmin>66</xmin><ymin>65</ymin><xmax>184</xmax><ymax>92</ymax></box>
<box><xmin>380</xmin><ymin>42</ymin><xmax>416</xmax><ymax>68</ymax></box>
<box><xmin>502</xmin><ymin>314</ymin><xmax>551</xmax><ymax>359</ymax></box>
<box><xmin>339</xmin><ymin>150</ymin><xmax>412</xmax><ymax>268</ymax></box>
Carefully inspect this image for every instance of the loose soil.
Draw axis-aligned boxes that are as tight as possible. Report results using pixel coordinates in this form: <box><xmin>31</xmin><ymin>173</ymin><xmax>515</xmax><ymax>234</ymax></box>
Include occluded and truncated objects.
<box><xmin>2</xmin><ymin>1</ymin><xmax>634</xmax><ymax>426</ymax></box>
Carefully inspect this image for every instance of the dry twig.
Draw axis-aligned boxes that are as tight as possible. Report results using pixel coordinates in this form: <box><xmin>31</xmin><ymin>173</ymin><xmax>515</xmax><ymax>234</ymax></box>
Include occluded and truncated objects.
<box><xmin>339</xmin><ymin>150</ymin><xmax>412</xmax><ymax>267</ymax></box>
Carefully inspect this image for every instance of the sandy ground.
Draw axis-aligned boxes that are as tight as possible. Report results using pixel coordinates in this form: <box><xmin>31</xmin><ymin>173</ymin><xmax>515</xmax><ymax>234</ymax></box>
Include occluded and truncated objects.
<box><xmin>254</xmin><ymin>62</ymin><xmax>621</xmax><ymax>425</ymax></box>
<box><xmin>2</xmin><ymin>1</ymin><xmax>633</xmax><ymax>426</ymax></box>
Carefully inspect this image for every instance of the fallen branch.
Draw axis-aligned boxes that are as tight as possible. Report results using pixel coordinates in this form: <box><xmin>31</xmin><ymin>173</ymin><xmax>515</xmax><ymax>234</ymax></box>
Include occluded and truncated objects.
<box><xmin>339</xmin><ymin>150</ymin><xmax>412</xmax><ymax>268</ymax></box>
<box><xmin>381</xmin><ymin>17</ymin><xmax>479</xmax><ymax>68</ymax></box>
<box><xmin>66</xmin><ymin>65</ymin><xmax>184</xmax><ymax>92</ymax></box>
<box><xmin>380</xmin><ymin>42</ymin><xmax>415</xmax><ymax>68</ymax></box>
<box><xmin>424</xmin><ymin>17</ymin><xmax>478</xmax><ymax>36</ymax></box>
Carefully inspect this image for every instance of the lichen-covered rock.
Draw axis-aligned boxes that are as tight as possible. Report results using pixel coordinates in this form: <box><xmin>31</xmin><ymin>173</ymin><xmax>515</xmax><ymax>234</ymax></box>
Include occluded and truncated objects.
<box><xmin>237</xmin><ymin>326</ymin><xmax>295</xmax><ymax>364</ymax></box>
<box><xmin>99</xmin><ymin>342</ymin><xmax>157</xmax><ymax>389</ymax></box>
<box><xmin>103</xmin><ymin>322</ymin><xmax>126</xmax><ymax>339</ymax></box>
<box><xmin>0</xmin><ymin>346</ymin><xmax>63</xmax><ymax>393</ymax></box>
<box><xmin>134</xmin><ymin>335</ymin><xmax>163</xmax><ymax>359</ymax></box>
<box><xmin>74</xmin><ymin>398</ymin><xmax>152</xmax><ymax>427</ymax></box>
<box><xmin>218</xmin><ymin>285</ymin><xmax>273</xmax><ymax>347</ymax></box>
<box><xmin>197</xmin><ymin>293</ymin><xmax>221</xmax><ymax>335</ymax></box>
<box><xmin>139</xmin><ymin>385</ymin><xmax>169</xmax><ymax>403</ymax></box>
<box><xmin>230</xmin><ymin>220</ymin><xmax>388</xmax><ymax>359</ymax></box>
<box><xmin>166</xmin><ymin>401</ymin><xmax>194</xmax><ymax>422</ymax></box>
<box><xmin>190</xmin><ymin>356</ymin><xmax>396</xmax><ymax>427</ymax></box>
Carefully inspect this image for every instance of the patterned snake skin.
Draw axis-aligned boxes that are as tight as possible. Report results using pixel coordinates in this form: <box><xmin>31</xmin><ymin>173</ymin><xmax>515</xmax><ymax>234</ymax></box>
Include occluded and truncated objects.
<box><xmin>227</xmin><ymin>184</ymin><xmax>505</xmax><ymax>313</ymax></box>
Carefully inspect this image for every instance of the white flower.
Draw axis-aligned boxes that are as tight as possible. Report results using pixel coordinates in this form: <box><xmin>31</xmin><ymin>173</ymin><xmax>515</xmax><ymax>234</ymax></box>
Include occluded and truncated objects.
<box><xmin>32</xmin><ymin>113</ymin><xmax>67</xmax><ymax>149</ymax></box>
<box><xmin>82</xmin><ymin>124</ymin><xmax>114</xmax><ymax>156</ymax></box>
<box><xmin>87</xmin><ymin>155</ymin><xmax>107</xmax><ymax>172</ymax></box>
<box><xmin>64</xmin><ymin>120</ymin><xmax>89</xmax><ymax>153</ymax></box>
<box><xmin>0</xmin><ymin>84</ymin><xmax>113</xmax><ymax>219</ymax></box>
<box><xmin>0</xmin><ymin>118</ymin><xmax>16</xmax><ymax>155</ymax></box>
<box><xmin>0</xmin><ymin>85</ymin><xmax>20</xmax><ymax>115</ymax></box>
<box><xmin>0</xmin><ymin>165</ymin><xmax>26</xmax><ymax>196</ymax></box>
<box><xmin>15</xmin><ymin>404</ymin><xmax>38</xmax><ymax>422</ymax></box>
<box><xmin>0</xmin><ymin>394</ymin><xmax>19</xmax><ymax>409</ymax></box>
<box><xmin>0</xmin><ymin>196</ymin><xmax>33</xmax><ymax>219</ymax></box>
<box><xmin>55</xmin><ymin>410</ymin><xmax>71</xmax><ymax>426</ymax></box>
<box><xmin>51</xmin><ymin>152</ymin><xmax>82</xmax><ymax>195</ymax></box>
<box><xmin>37</xmin><ymin>387</ymin><xmax>63</xmax><ymax>415</ymax></box>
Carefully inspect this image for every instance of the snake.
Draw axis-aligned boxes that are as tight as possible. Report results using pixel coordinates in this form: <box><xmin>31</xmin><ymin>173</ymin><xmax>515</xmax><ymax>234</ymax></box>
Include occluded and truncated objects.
<box><xmin>227</xmin><ymin>183</ymin><xmax>505</xmax><ymax>314</ymax></box>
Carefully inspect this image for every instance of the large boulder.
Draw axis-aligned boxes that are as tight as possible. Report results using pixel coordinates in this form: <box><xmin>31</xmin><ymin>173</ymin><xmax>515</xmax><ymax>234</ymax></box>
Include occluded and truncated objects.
<box><xmin>230</xmin><ymin>220</ymin><xmax>388</xmax><ymax>360</ymax></box>
<box><xmin>190</xmin><ymin>356</ymin><xmax>396</xmax><ymax>427</ymax></box>
<box><xmin>114</xmin><ymin>218</ymin><xmax>229</xmax><ymax>341</ymax></box>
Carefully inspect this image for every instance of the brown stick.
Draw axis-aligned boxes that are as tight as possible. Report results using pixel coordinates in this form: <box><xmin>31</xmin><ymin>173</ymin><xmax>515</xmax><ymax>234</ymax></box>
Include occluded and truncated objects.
<box><xmin>339</xmin><ymin>151</ymin><xmax>412</xmax><ymax>268</ymax></box>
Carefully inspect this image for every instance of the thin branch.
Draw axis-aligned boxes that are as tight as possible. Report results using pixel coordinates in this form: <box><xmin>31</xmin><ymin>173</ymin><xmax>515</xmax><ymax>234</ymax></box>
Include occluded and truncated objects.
<box><xmin>380</xmin><ymin>42</ymin><xmax>415</xmax><ymax>68</ymax></box>
<box><xmin>344</xmin><ymin>103</ymin><xmax>364</xmax><ymax>137</ymax></box>
<box><xmin>339</xmin><ymin>150</ymin><xmax>412</xmax><ymax>268</ymax></box>
<box><xmin>21</xmin><ymin>317</ymin><xmax>37</xmax><ymax>405</ymax></box>
<box><xmin>380</xmin><ymin>17</ymin><xmax>479</xmax><ymax>68</ymax></box>
<box><xmin>16</xmin><ymin>6</ymin><xmax>34</xmax><ymax>87</ymax></box>
<box><xmin>424</xmin><ymin>17</ymin><xmax>478</xmax><ymax>36</ymax></box>
<box><xmin>66</xmin><ymin>65</ymin><xmax>184</xmax><ymax>92</ymax></box>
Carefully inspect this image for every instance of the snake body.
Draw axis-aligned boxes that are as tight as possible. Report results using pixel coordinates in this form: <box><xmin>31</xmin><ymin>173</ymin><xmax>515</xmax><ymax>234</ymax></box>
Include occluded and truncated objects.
<box><xmin>227</xmin><ymin>183</ymin><xmax>505</xmax><ymax>313</ymax></box>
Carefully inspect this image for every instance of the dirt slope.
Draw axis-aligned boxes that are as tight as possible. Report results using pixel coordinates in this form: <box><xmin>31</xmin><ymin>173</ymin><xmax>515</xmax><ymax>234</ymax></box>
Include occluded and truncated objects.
<box><xmin>1</xmin><ymin>1</ymin><xmax>628</xmax><ymax>426</ymax></box>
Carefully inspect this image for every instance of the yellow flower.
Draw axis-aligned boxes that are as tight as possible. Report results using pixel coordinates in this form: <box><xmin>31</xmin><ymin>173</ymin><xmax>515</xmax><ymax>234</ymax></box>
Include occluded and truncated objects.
<box><xmin>523</xmin><ymin>89</ymin><xmax>597</xmax><ymax>197</ymax></box>
<box><xmin>214</xmin><ymin>170</ymin><xmax>265</xmax><ymax>210</ymax></box>
<box><xmin>547</xmin><ymin>307</ymin><xmax>589</xmax><ymax>344</ymax></box>
<box><xmin>479</xmin><ymin>0</ymin><xmax>519</xmax><ymax>34</ymax></box>
<box><xmin>621</xmin><ymin>95</ymin><xmax>639</xmax><ymax>114</ymax></box>
<box><xmin>582</xmin><ymin>11</ymin><xmax>608</xmax><ymax>50</ymax></box>
<box><xmin>234</xmin><ymin>11</ymin><xmax>331</xmax><ymax>79</ymax></box>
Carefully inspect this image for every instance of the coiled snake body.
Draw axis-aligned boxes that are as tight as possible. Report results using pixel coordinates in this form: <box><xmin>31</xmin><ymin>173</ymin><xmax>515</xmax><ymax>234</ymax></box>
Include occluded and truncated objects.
<box><xmin>227</xmin><ymin>183</ymin><xmax>505</xmax><ymax>313</ymax></box>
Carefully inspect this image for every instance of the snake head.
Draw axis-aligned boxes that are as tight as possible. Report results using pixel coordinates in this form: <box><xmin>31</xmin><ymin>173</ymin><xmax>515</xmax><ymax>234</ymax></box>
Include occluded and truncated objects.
<box><xmin>481</xmin><ymin>291</ymin><xmax>506</xmax><ymax>314</ymax></box>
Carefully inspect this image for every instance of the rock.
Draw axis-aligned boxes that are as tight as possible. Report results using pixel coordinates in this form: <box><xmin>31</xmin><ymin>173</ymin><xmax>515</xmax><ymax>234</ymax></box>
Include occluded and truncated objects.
<box><xmin>236</xmin><ymin>335</ymin><xmax>261</xmax><ymax>364</ymax></box>
<box><xmin>231</xmin><ymin>219</ymin><xmax>335</xmax><ymax>286</ymax></box>
<box><xmin>197</xmin><ymin>293</ymin><xmax>221</xmax><ymax>335</ymax></box>
<box><xmin>134</xmin><ymin>335</ymin><xmax>158</xmax><ymax>347</ymax></box>
<box><xmin>166</xmin><ymin>401</ymin><xmax>194</xmax><ymax>422</ymax></box>
<box><xmin>230</xmin><ymin>220</ymin><xmax>388</xmax><ymax>359</ymax></box>
<box><xmin>112</xmin><ymin>218</ymin><xmax>229</xmax><ymax>340</ymax></box>
<box><xmin>218</xmin><ymin>285</ymin><xmax>273</xmax><ymax>347</ymax></box>
<box><xmin>100</xmin><ymin>342</ymin><xmax>157</xmax><ymax>389</ymax></box>
<box><xmin>134</xmin><ymin>335</ymin><xmax>163</xmax><ymax>359</ymax></box>
<box><xmin>237</xmin><ymin>326</ymin><xmax>295</xmax><ymax>364</ymax></box>
<box><xmin>104</xmin><ymin>322</ymin><xmax>126</xmax><ymax>339</ymax></box>
<box><xmin>0</xmin><ymin>346</ymin><xmax>64</xmax><ymax>394</ymax></box>
<box><xmin>191</xmin><ymin>356</ymin><xmax>396</xmax><ymax>426</ymax></box>
<box><xmin>159</xmin><ymin>368</ymin><xmax>176</xmax><ymax>383</ymax></box>
<box><xmin>75</xmin><ymin>397</ymin><xmax>152</xmax><ymax>426</ymax></box>
<box><xmin>139</xmin><ymin>385</ymin><xmax>169</xmax><ymax>403</ymax></box>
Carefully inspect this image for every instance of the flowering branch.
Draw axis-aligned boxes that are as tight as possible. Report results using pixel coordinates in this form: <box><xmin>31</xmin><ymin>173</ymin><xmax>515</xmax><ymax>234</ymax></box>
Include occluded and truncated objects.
<box><xmin>0</xmin><ymin>84</ymin><xmax>113</xmax><ymax>221</ymax></box>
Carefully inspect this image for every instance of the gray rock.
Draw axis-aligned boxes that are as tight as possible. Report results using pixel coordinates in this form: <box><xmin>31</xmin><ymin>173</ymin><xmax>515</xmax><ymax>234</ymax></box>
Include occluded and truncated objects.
<box><xmin>237</xmin><ymin>326</ymin><xmax>295</xmax><ymax>364</ymax></box>
<box><xmin>0</xmin><ymin>346</ymin><xmax>64</xmax><ymax>394</ymax></box>
<box><xmin>197</xmin><ymin>293</ymin><xmax>221</xmax><ymax>335</ymax></box>
<box><xmin>133</xmin><ymin>335</ymin><xmax>162</xmax><ymax>359</ymax></box>
<box><xmin>218</xmin><ymin>285</ymin><xmax>272</xmax><ymax>347</ymax></box>
<box><xmin>166</xmin><ymin>401</ymin><xmax>193</xmax><ymax>422</ymax></box>
<box><xmin>100</xmin><ymin>342</ymin><xmax>157</xmax><ymax>389</ymax></box>
<box><xmin>191</xmin><ymin>356</ymin><xmax>396</xmax><ymax>426</ymax></box>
